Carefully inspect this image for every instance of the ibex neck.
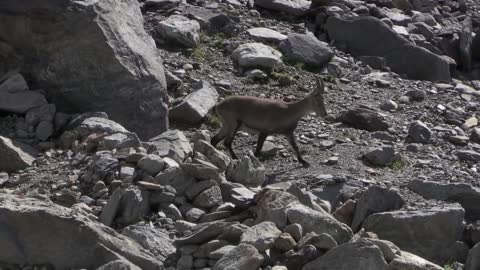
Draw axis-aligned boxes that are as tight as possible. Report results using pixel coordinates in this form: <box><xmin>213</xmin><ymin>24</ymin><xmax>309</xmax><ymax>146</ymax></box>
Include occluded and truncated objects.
<box><xmin>288</xmin><ymin>95</ymin><xmax>312</xmax><ymax>120</ymax></box>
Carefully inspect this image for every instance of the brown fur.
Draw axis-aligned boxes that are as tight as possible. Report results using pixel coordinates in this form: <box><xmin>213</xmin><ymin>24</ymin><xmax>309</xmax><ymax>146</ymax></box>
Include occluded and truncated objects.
<box><xmin>211</xmin><ymin>77</ymin><xmax>327</xmax><ymax>167</ymax></box>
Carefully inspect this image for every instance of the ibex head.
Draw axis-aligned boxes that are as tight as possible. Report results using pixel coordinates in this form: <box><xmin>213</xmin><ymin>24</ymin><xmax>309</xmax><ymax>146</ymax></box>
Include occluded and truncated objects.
<box><xmin>310</xmin><ymin>76</ymin><xmax>327</xmax><ymax>117</ymax></box>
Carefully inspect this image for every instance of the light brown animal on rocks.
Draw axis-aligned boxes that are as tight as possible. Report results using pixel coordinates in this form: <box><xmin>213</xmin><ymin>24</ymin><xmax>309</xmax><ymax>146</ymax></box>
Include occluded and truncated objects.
<box><xmin>211</xmin><ymin>77</ymin><xmax>328</xmax><ymax>167</ymax></box>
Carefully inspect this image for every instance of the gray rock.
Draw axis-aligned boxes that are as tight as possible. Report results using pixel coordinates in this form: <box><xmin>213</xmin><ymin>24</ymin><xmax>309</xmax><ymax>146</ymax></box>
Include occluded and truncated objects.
<box><xmin>363</xmin><ymin>207</ymin><xmax>466</xmax><ymax>265</ymax></box>
<box><xmin>466</xmin><ymin>242</ymin><xmax>480</xmax><ymax>270</ymax></box>
<box><xmin>222</xmin><ymin>184</ymin><xmax>256</xmax><ymax>208</ymax></box>
<box><xmin>287</xmin><ymin>185</ymin><xmax>331</xmax><ymax>213</ymax></box>
<box><xmin>155</xmin><ymin>165</ymin><xmax>195</xmax><ymax>195</ymax></box>
<box><xmin>247</xmin><ymin>27</ymin><xmax>287</xmax><ymax>43</ymax></box>
<box><xmin>312</xmin><ymin>233</ymin><xmax>338</xmax><ymax>250</ymax></box>
<box><xmin>213</xmin><ymin>244</ymin><xmax>263</xmax><ymax>270</ymax></box>
<box><xmin>156</xmin><ymin>15</ymin><xmax>200</xmax><ymax>48</ymax></box>
<box><xmin>75</xmin><ymin>117</ymin><xmax>129</xmax><ymax>137</ymax></box>
<box><xmin>388</xmin><ymin>251</ymin><xmax>443</xmax><ymax>270</ymax></box>
<box><xmin>407</xmin><ymin>120</ymin><xmax>431</xmax><ymax>143</ymax></box>
<box><xmin>185</xmin><ymin>5</ymin><xmax>232</xmax><ymax>31</ymax></box>
<box><xmin>0</xmin><ymin>89</ymin><xmax>47</xmax><ymax>114</ymax></box>
<box><xmin>122</xmin><ymin>224</ymin><xmax>175</xmax><ymax>262</ymax></box>
<box><xmin>0</xmin><ymin>194</ymin><xmax>161</xmax><ymax>269</ymax></box>
<box><xmin>364</xmin><ymin>145</ymin><xmax>396</xmax><ymax>166</ymax></box>
<box><xmin>138</xmin><ymin>154</ymin><xmax>165</xmax><ymax>176</ymax></box>
<box><xmin>186</xmin><ymin>180</ymin><xmax>217</xmax><ymax>200</ymax></box>
<box><xmin>457</xmin><ymin>150</ymin><xmax>480</xmax><ymax>163</ymax></box>
<box><xmin>186</xmin><ymin>207</ymin><xmax>206</xmax><ymax>222</ymax></box>
<box><xmin>96</xmin><ymin>260</ymin><xmax>141</xmax><ymax>270</ymax></box>
<box><xmin>181</xmin><ymin>160</ymin><xmax>223</xmax><ymax>183</ymax></box>
<box><xmin>209</xmin><ymin>245</ymin><xmax>235</xmax><ymax>259</ymax></box>
<box><xmin>325</xmin><ymin>16</ymin><xmax>450</xmax><ymax>81</ymax></box>
<box><xmin>174</xmin><ymin>221</ymin><xmax>235</xmax><ymax>246</ymax></box>
<box><xmin>193</xmin><ymin>185</ymin><xmax>223</xmax><ymax>209</ymax></box>
<box><xmin>116</xmin><ymin>186</ymin><xmax>150</xmax><ymax>226</ymax></box>
<box><xmin>0</xmin><ymin>0</ymin><xmax>169</xmax><ymax>139</ymax></box>
<box><xmin>146</xmin><ymin>129</ymin><xmax>192</xmax><ymax>162</ymax></box>
<box><xmin>177</xmin><ymin>254</ymin><xmax>194</xmax><ymax>269</ymax></box>
<box><xmin>255</xmin><ymin>190</ymin><xmax>300</xmax><ymax>229</ymax></box>
<box><xmin>231</xmin><ymin>43</ymin><xmax>282</xmax><ymax>69</ymax></box>
<box><xmin>352</xmin><ymin>186</ymin><xmax>405</xmax><ymax>232</ymax></box>
<box><xmin>170</xmin><ymin>81</ymin><xmax>219</xmax><ymax>124</ymax></box>
<box><xmin>0</xmin><ymin>135</ymin><xmax>37</xmax><ymax>173</ymax></box>
<box><xmin>194</xmin><ymin>239</ymin><xmax>229</xmax><ymax>258</ymax></box>
<box><xmin>0</xmin><ymin>72</ymin><xmax>28</xmax><ymax>93</ymax></box>
<box><xmin>254</xmin><ymin>0</ymin><xmax>310</xmax><ymax>15</ymax></box>
<box><xmin>380</xmin><ymin>100</ymin><xmax>398</xmax><ymax>111</ymax></box>
<box><xmin>284</xmin><ymin>223</ymin><xmax>303</xmax><ymax>242</ymax></box>
<box><xmin>193</xmin><ymin>139</ymin><xmax>230</xmax><ymax>172</ymax></box>
<box><xmin>99</xmin><ymin>188</ymin><xmax>124</xmax><ymax>227</ymax></box>
<box><xmin>408</xmin><ymin>180</ymin><xmax>480</xmax><ymax>220</ymax></box>
<box><xmin>25</xmin><ymin>103</ymin><xmax>56</xmax><ymax>127</ymax></box>
<box><xmin>226</xmin><ymin>152</ymin><xmax>265</xmax><ymax>186</ymax></box>
<box><xmin>339</xmin><ymin>107</ymin><xmax>389</xmax><ymax>131</ymax></box>
<box><xmin>240</xmin><ymin>221</ymin><xmax>281</xmax><ymax>252</ymax></box>
<box><xmin>471</xmin><ymin>128</ymin><xmax>480</xmax><ymax>143</ymax></box>
<box><xmin>287</xmin><ymin>203</ymin><xmax>353</xmax><ymax>244</ymax></box>
<box><xmin>279</xmin><ymin>33</ymin><xmax>333</xmax><ymax>68</ymax></box>
<box><xmin>100</xmin><ymin>133</ymin><xmax>141</xmax><ymax>150</ymax></box>
<box><xmin>303</xmin><ymin>241</ymin><xmax>388</xmax><ymax>270</ymax></box>
<box><xmin>218</xmin><ymin>223</ymin><xmax>250</xmax><ymax>244</ymax></box>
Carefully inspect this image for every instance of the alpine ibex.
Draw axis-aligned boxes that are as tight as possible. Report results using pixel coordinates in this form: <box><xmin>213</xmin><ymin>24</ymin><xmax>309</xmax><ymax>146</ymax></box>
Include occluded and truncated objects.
<box><xmin>211</xmin><ymin>77</ymin><xmax>328</xmax><ymax>167</ymax></box>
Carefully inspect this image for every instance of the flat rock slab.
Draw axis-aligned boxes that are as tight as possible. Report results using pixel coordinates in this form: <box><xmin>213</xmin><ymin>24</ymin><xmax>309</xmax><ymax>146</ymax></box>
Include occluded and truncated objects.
<box><xmin>247</xmin><ymin>27</ymin><xmax>287</xmax><ymax>43</ymax></box>
<box><xmin>279</xmin><ymin>33</ymin><xmax>333</xmax><ymax>68</ymax></box>
<box><xmin>254</xmin><ymin>0</ymin><xmax>310</xmax><ymax>16</ymax></box>
<box><xmin>363</xmin><ymin>207</ymin><xmax>465</xmax><ymax>265</ymax></box>
<box><xmin>0</xmin><ymin>194</ymin><xmax>161</xmax><ymax>269</ymax></box>
<box><xmin>408</xmin><ymin>180</ymin><xmax>480</xmax><ymax>220</ymax></box>
<box><xmin>0</xmin><ymin>135</ymin><xmax>38</xmax><ymax>173</ymax></box>
<box><xmin>231</xmin><ymin>43</ymin><xmax>282</xmax><ymax>69</ymax></box>
<box><xmin>240</xmin><ymin>221</ymin><xmax>282</xmax><ymax>252</ymax></box>
<box><xmin>146</xmin><ymin>129</ymin><xmax>192</xmax><ymax>162</ymax></box>
<box><xmin>213</xmin><ymin>243</ymin><xmax>263</xmax><ymax>270</ymax></box>
<box><xmin>170</xmin><ymin>80</ymin><xmax>219</xmax><ymax>124</ymax></box>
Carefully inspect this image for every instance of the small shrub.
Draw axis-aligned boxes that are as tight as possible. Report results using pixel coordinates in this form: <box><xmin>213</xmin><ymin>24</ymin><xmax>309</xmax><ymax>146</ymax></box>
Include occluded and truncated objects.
<box><xmin>207</xmin><ymin>114</ymin><xmax>222</xmax><ymax>128</ymax></box>
<box><xmin>271</xmin><ymin>72</ymin><xmax>294</xmax><ymax>86</ymax></box>
<box><xmin>388</xmin><ymin>158</ymin><xmax>407</xmax><ymax>171</ymax></box>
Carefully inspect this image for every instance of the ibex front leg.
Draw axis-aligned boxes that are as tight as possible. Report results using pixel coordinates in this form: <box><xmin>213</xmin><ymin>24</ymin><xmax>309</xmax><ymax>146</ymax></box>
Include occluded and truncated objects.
<box><xmin>286</xmin><ymin>133</ymin><xmax>310</xmax><ymax>167</ymax></box>
<box><xmin>254</xmin><ymin>132</ymin><xmax>268</xmax><ymax>157</ymax></box>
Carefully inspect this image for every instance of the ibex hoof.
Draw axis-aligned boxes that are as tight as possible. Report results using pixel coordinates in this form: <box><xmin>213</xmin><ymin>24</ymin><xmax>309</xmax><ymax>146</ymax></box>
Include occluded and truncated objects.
<box><xmin>300</xmin><ymin>160</ymin><xmax>310</xmax><ymax>168</ymax></box>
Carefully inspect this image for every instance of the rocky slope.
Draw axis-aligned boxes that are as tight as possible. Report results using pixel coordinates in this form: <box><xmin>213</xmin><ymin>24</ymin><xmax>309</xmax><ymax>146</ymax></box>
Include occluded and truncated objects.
<box><xmin>1</xmin><ymin>0</ymin><xmax>480</xmax><ymax>269</ymax></box>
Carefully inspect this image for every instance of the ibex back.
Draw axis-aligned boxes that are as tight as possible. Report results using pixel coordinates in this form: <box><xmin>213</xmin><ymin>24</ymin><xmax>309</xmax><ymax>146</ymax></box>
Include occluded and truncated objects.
<box><xmin>211</xmin><ymin>77</ymin><xmax>328</xmax><ymax>167</ymax></box>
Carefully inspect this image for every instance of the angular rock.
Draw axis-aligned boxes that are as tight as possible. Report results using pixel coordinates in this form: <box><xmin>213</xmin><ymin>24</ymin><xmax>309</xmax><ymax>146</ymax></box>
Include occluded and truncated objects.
<box><xmin>279</xmin><ymin>33</ymin><xmax>333</xmax><ymax>68</ymax></box>
<box><xmin>284</xmin><ymin>223</ymin><xmax>303</xmax><ymax>242</ymax></box>
<box><xmin>408</xmin><ymin>180</ymin><xmax>480</xmax><ymax>220</ymax></box>
<box><xmin>193</xmin><ymin>185</ymin><xmax>223</xmax><ymax>209</ymax></box>
<box><xmin>407</xmin><ymin>120</ymin><xmax>431</xmax><ymax>143</ymax></box>
<box><xmin>240</xmin><ymin>221</ymin><xmax>282</xmax><ymax>252</ymax></box>
<box><xmin>333</xmin><ymin>199</ymin><xmax>355</xmax><ymax>226</ymax></box>
<box><xmin>325</xmin><ymin>16</ymin><xmax>450</xmax><ymax>81</ymax></box>
<box><xmin>339</xmin><ymin>107</ymin><xmax>389</xmax><ymax>131</ymax></box>
<box><xmin>155</xmin><ymin>166</ymin><xmax>195</xmax><ymax>195</ymax></box>
<box><xmin>100</xmin><ymin>133</ymin><xmax>141</xmax><ymax>150</ymax></box>
<box><xmin>388</xmin><ymin>251</ymin><xmax>443</xmax><ymax>270</ymax></box>
<box><xmin>231</xmin><ymin>43</ymin><xmax>282</xmax><ymax>69</ymax></box>
<box><xmin>226</xmin><ymin>152</ymin><xmax>265</xmax><ymax>186</ymax></box>
<box><xmin>303</xmin><ymin>241</ymin><xmax>388</xmax><ymax>270</ymax></box>
<box><xmin>213</xmin><ymin>244</ymin><xmax>263</xmax><ymax>270</ymax></box>
<box><xmin>116</xmin><ymin>186</ymin><xmax>150</xmax><ymax>226</ymax></box>
<box><xmin>254</xmin><ymin>0</ymin><xmax>310</xmax><ymax>15</ymax></box>
<box><xmin>99</xmin><ymin>188</ymin><xmax>124</xmax><ymax>227</ymax></box>
<box><xmin>185</xmin><ymin>5</ymin><xmax>231</xmax><ymax>31</ymax></box>
<box><xmin>156</xmin><ymin>15</ymin><xmax>200</xmax><ymax>48</ymax></box>
<box><xmin>193</xmin><ymin>139</ymin><xmax>230</xmax><ymax>172</ymax></box>
<box><xmin>254</xmin><ymin>189</ymin><xmax>299</xmax><ymax>228</ymax></box>
<box><xmin>122</xmin><ymin>224</ymin><xmax>175</xmax><ymax>262</ymax></box>
<box><xmin>137</xmin><ymin>154</ymin><xmax>165</xmax><ymax>176</ymax></box>
<box><xmin>363</xmin><ymin>207</ymin><xmax>465</xmax><ymax>264</ymax></box>
<box><xmin>170</xmin><ymin>81</ymin><xmax>219</xmax><ymax>124</ymax></box>
<box><xmin>181</xmin><ymin>160</ymin><xmax>223</xmax><ymax>183</ymax></box>
<box><xmin>186</xmin><ymin>180</ymin><xmax>217</xmax><ymax>200</ymax></box>
<box><xmin>466</xmin><ymin>242</ymin><xmax>480</xmax><ymax>270</ymax></box>
<box><xmin>457</xmin><ymin>150</ymin><xmax>480</xmax><ymax>163</ymax></box>
<box><xmin>209</xmin><ymin>245</ymin><xmax>235</xmax><ymax>259</ymax></box>
<box><xmin>247</xmin><ymin>27</ymin><xmax>287</xmax><ymax>43</ymax></box>
<box><xmin>146</xmin><ymin>129</ymin><xmax>192</xmax><ymax>162</ymax></box>
<box><xmin>0</xmin><ymin>90</ymin><xmax>47</xmax><ymax>114</ymax></box>
<box><xmin>0</xmin><ymin>72</ymin><xmax>28</xmax><ymax>93</ymax></box>
<box><xmin>0</xmin><ymin>0</ymin><xmax>169</xmax><ymax>139</ymax></box>
<box><xmin>0</xmin><ymin>194</ymin><xmax>161</xmax><ymax>269</ymax></box>
<box><xmin>0</xmin><ymin>136</ymin><xmax>37</xmax><ymax>173</ymax></box>
<box><xmin>471</xmin><ymin>128</ymin><xmax>480</xmax><ymax>143</ymax></box>
<box><xmin>75</xmin><ymin>117</ymin><xmax>129</xmax><ymax>138</ymax></box>
<box><xmin>174</xmin><ymin>221</ymin><xmax>235</xmax><ymax>246</ymax></box>
<box><xmin>274</xmin><ymin>233</ymin><xmax>297</xmax><ymax>251</ymax></box>
<box><xmin>287</xmin><ymin>203</ymin><xmax>353</xmax><ymax>244</ymax></box>
<box><xmin>364</xmin><ymin>145</ymin><xmax>396</xmax><ymax>166</ymax></box>
<box><xmin>352</xmin><ymin>186</ymin><xmax>405</xmax><ymax>232</ymax></box>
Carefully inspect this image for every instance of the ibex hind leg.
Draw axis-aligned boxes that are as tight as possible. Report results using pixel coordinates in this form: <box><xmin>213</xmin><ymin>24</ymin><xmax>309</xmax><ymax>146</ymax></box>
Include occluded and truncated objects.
<box><xmin>211</xmin><ymin>126</ymin><xmax>228</xmax><ymax>147</ymax></box>
<box><xmin>287</xmin><ymin>133</ymin><xmax>310</xmax><ymax>168</ymax></box>
<box><xmin>224</xmin><ymin>121</ymin><xmax>242</xmax><ymax>159</ymax></box>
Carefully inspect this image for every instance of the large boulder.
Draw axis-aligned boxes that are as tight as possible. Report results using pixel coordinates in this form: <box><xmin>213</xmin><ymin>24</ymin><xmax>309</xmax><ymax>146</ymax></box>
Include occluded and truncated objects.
<box><xmin>338</xmin><ymin>107</ymin><xmax>390</xmax><ymax>131</ymax></box>
<box><xmin>0</xmin><ymin>0</ymin><xmax>168</xmax><ymax>139</ymax></box>
<box><xmin>351</xmin><ymin>186</ymin><xmax>405</xmax><ymax>232</ymax></box>
<box><xmin>0</xmin><ymin>72</ymin><xmax>47</xmax><ymax>114</ymax></box>
<box><xmin>279</xmin><ymin>33</ymin><xmax>333</xmax><ymax>68</ymax></box>
<box><xmin>466</xmin><ymin>242</ymin><xmax>480</xmax><ymax>270</ymax></box>
<box><xmin>240</xmin><ymin>221</ymin><xmax>282</xmax><ymax>252</ymax></box>
<box><xmin>325</xmin><ymin>16</ymin><xmax>450</xmax><ymax>81</ymax></box>
<box><xmin>0</xmin><ymin>194</ymin><xmax>161</xmax><ymax>269</ymax></box>
<box><xmin>363</xmin><ymin>207</ymin><xmax>466</xmax><ymax>265</ymax></box>
<box><xmin>408</xmin><ymin>180</ymin><xmax>480</xmax><ymax>220</ymax></box>
<box><xmin>156</xmin><ymin>15</ymin><xmax>200</xmax><ymax>48</ymax></box>
<box><xmin>0</xmin><ymin>135</ymin><xmax>38</xmax><ymax>173</ymax></box>
<box><xmin>122</xmin><ymin>224</ymin><xmax>175</xmax><ymax>262</ymax></box>
<box><xmin>302</xmin><ymin>241</ymin><xmax>388</xmax><ymax>270</ymax></box>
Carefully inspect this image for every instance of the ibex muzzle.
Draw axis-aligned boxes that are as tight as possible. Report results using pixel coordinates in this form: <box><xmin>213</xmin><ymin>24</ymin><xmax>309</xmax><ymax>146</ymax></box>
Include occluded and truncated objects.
<box><xmin>211</xmin><ymin>76</ymin><xmax>328</xmax><ymax>167</ymax></box>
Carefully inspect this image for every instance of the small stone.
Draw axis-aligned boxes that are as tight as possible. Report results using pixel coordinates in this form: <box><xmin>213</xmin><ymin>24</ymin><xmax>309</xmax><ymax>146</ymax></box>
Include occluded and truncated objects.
<box><xmin>284</xmin><ymin>223</ymin><xmax>303</xmax><ymax>242</ymax></box>
<box><xmin>407</xmin><ymin>120</ymin><xmax>431</xmax><ymax>144</ymax></box>
<box><xmin>240</xmin><ymin>221</ymin><xmax>282</xmax><ymax>252</ymax></box>
<box><xmin>380</xmin><ymin>100</ymin><xmax>398</xmax><ymax>111</ymax></box>
<box><xmin>274</xmin><ymin>233</ymin><xmax>297</xmax><ymax>251</ymax></box>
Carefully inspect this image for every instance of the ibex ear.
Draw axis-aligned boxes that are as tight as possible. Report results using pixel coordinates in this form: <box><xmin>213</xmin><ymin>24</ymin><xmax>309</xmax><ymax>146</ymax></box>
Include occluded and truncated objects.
<box><xmin>315</xmin><ymin>76</ymin><xmax>325</xmax><ymax>94</ymax></box>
